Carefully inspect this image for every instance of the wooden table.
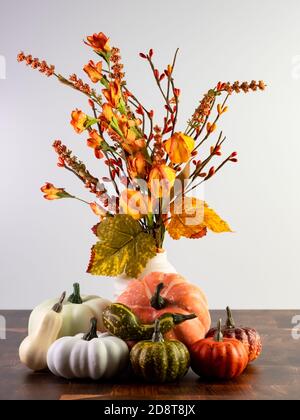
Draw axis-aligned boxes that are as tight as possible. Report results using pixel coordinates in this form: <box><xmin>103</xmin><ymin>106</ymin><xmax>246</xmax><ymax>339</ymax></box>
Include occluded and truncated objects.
<box><xmin>0</xmin><ymin>310</ymin><xmax>299</xmax><ymax>400</ymax></box>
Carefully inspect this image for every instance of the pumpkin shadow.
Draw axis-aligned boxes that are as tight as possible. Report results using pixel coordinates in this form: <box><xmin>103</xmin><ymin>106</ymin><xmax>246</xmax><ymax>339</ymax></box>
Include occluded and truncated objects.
<box><xmin>21</xmin><ymin>365</ymin><xmax>136</xmax><ymax>385</ymax></box>
<box><xmin>194</xmin><ymin>364</ymin><xmax>261</xmax><ymax>388</ymax></box>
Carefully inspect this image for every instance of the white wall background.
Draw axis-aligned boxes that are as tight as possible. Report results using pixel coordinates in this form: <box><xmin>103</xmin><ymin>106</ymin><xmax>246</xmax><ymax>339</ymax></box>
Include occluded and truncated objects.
<box><xmin>0</xmin><ymin>0</ymin><xmax>299</xmax><ymax>309</ymax></box>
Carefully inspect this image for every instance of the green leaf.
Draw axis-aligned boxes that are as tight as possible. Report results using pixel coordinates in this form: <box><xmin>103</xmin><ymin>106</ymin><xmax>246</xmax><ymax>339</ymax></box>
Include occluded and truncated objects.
<box><xmin>87</xmin><ymin>215</ymin><xmax>156</xmax><ymax>278</ymax></box>
<box><xmin>57</xmin><ymin>191</ymin><xmax>74</xmax><ymax>199</ymax></box>
<box><xmin>96</xmin><ymin>51</ymin><xmax>112</xmax><ymax>66</ymax></box>
<box><xmin>110</xmin><ymin>116</ymin><xmax>124</xmax><ymax>138</ymax></box>
<box><xmin>85</xmin><ymin>117</ymin><xmax>99</xmax><ymax>129</ymax></box>
<box><xmin>130</xmin><ymin>125</ymin><xmax>142</xmax><ymax>138</ymax></box>
<box><xmin>100</xmin><ymin>76</ymin><xmax>110</xmax><ymax>88</ymax></box>
<box><xmin>118</xmin><ymin>98</ymin><xmax>127</xmax><ymax>115</ymax></box>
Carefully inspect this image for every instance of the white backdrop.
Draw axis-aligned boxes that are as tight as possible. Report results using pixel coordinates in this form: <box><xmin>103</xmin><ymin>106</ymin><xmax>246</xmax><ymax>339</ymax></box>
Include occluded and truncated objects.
<box><xmin>0</xmin><ymin>0</ymin><xmax>300</xmax><ymax>309</ymax></box>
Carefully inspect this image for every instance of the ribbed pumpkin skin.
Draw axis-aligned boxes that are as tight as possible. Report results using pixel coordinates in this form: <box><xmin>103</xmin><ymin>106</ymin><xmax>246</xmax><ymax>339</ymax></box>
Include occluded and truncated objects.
<box><xmin>190</xmin><ymin>337</ymin><xmax>248</xmax><ymax>379</ymax></box>
<box><xmin>206</xmin><ymin>326</ymin><xmax>262</xmax><ymax>362</ymax></box>
<box><xmin>118</xmin><ymin>272</ymin><xmax>211</xmax><ymax>348</ymax></box>
<box><xmin>130</xmin><ymin>340</ymin><xmax>190</xmax><ymax>383</ymax></box>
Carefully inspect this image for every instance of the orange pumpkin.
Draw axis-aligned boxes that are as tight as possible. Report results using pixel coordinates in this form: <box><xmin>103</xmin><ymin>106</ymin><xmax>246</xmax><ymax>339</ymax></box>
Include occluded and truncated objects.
<box><xmin>206</xmin><ymin>307</ymin><xmax>262</xmax><ymax>362</ymax></box>
<box><xmin>190</xmin><ymin>319</ymin><xmax>249</xmax><ymax>379</ymax></box>
<box><xmin>117</xmin><ymin>272</ymin><xmax>211</xmax><ymax>348</ymax></box>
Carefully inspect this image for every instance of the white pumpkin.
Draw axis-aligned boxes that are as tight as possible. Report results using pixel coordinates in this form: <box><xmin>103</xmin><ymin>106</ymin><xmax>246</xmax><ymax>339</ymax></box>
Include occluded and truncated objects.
<box><xmin>47</xmin><ymin>318</ymin><xmax>129</xmax><ymax>380</ymax></box>
<box><xmin>29</xmin><ymin>283</ymin><xmax>111</xmax><ymax>338</ymax></box>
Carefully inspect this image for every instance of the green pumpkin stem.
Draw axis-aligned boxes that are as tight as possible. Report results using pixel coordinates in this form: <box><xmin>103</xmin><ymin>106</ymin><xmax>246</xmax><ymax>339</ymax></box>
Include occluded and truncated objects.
<box><xmin>152</xmin><ymin>319</ymin><xmax>164</xmax><ymax>343</ymax></box>
<box><xmin>51</xmin><ymin>291</ymin><xmax>66</xmax><ymax>313</ymax></box>
<box><xmin>172</xmin><ymin>313</ymin><xmax>197</xmax><ymax>324</ymax></box>
<box><xmin>150</xmin><ymin>283</ymin><xmax>167</xmax><ymax>310</ymax></box>
<box><xmin>83</xmin><ymin>318</ymin><xmax>98</xmax><ymax>341</ymax></box>
<box><xmin>68</xmin><ymin>283</ymin><xmax>83</xmax><ymax>304</ymax></box>
<box><xmin>226</xmin><ymin>306</ymin><xmax>236</xmax><ymax>328</ymax></box>
<box><xmin>214</xmin><ymin>319</ymin><xmax>224</xmax><ymax>342</ymax></box>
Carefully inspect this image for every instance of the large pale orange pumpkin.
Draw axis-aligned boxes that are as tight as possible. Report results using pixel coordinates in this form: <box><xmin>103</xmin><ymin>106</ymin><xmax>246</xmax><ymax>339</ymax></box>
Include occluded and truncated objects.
<box><xmin>117</xmin><ymin>272</ymin><xmax>211</xmax><ymax>348</ymax></box>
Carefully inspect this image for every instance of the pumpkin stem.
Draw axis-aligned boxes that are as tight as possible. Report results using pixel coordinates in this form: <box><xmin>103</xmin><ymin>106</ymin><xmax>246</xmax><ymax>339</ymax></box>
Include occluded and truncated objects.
<box><xmin>150</xmin><ymin>283</ymin><xmax>167</xmax><ymax>310</ymax></box>
<box><xmin>226</xmin><ymin>306</ymin><xmax>236</xmax><ymax>328</ymax></box>
<box><xmin>152</xmin><ymin>319</ymin><xmax>164</xmax><ymax>343</ymax></box>
<box><xmin>83</xmin><ymin>318</ymin><xmax>98</xmax><ymax>341</ymax></box>
<box><xmin>214</xmin><ymin>319</ymin><xmax>224</xmax><ymax>342</ymax></box>
<box><xmin>51</xmin><ymin>291</ymin><xmax>66</xmax><ymax>313</ymax></box>
<box><xmin>172</xmin><ymin>313</ymin><xmax>197</xmax><ymax>324</ymax></box>
<box><xmin>68</xmin><ymin>283</ymin><xmax>83</xmax><ymax>304</ymax></box>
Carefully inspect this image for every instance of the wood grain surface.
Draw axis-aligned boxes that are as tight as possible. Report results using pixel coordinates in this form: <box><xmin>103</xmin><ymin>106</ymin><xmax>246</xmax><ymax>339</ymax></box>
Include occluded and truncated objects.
<box><xmin>0</xmin><ymin>310</ymin><xmax>299</xmax><ymax>400</ymax></box>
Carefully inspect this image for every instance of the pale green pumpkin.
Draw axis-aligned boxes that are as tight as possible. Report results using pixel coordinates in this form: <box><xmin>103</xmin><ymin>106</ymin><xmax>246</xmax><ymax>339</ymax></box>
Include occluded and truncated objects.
<box><xmin>29</xmin><ymin>283</ymin><xmax>111</xmax><ymax>338</ymax></box>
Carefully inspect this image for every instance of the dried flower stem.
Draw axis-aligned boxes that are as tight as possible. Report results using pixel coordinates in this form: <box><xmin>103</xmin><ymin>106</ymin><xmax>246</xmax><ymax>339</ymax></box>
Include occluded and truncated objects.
<box><xmin>124</xmin><ymin>88</ymin><xmax>154</xmax><ymax>141</ymax></box>
<box><xmin>171</xmin><ymin>79</ymin><xmax>179</xmax><ymax>136</ymax></box>
<box><xmin>147</xmin><ymin>58</ymin><xmax>172</xmax><ymax>113</ymax></box>
<box><xmin>190</xmin><ymin>132</ymin><xmax>226</xmax><ymax>180</ymax></box>
<box><xmin>165</xmin><ymin>49</ymin><xmax>179</xmax><ymax>133</ymax></box>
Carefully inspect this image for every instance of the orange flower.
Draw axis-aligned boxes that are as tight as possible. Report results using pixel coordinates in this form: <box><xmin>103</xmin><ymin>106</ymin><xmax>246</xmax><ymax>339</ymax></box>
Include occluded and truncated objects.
<box><xmin>164</xmin><ymin>132</ymin><xmax>195</xmax><ymax>164</ymax></box>
<box><xmin>128</xmin><ymin>152</ymin><xmax>148</xmax><ymax>179</ymax></box>
<box><xmin>71</xmin><ymin>110</ymin><xmax>88</xmax><ymax>134</ymax></box>
<box><xmin>87</xmin><ymin>130</ymin><xmax>104</xmax><ymax>159</ymax></box>
<box><xmin>83</xmin><ymin>60</ymin><xmax>102</xmax><ymax>83</ymax></box>
<box><xmin>122</xmin><ymin>138</ymin><xmax>146</xmax><ymax>154</ymax></box>
<box><xmin>102</xmin><ymin>81</ymin><xmax>121</xmax><ymax>108</ymax></box>
<box><xmin>121</xmin><ymin>119</ymin><xmax>143</xmax><ymax>146</ymax></box>
<box><xmin>101</xmin><ymin>103</ymin><xmax>114</xmax><ymax>122</ymax></box>
<box><xmin>148</xmin><ymin>164</ymin><xmax>176</xmax><ymax>198</ymax></box>
<box><xmin>110</xmin><ymin>114</ymin><xmax>145</xmax><ymax>152</ymax></box>
<box><xmin>90</xmin><ymin>202</ymin><xmax>107</xmax><ymax>219</ymax></box>
<box><xmin>85</xmin><ymin>32</ymin><xmax>111</xmax><ymax>53</ymax></box>
<box><xmin>41</xmin><ymin>183</ymin><xmax>72</xmax><ymax>200</ymax></box>
<box><xmin>120</xmin><ymin>189</ymin><xmax>150</xmax><ymax>220</ymax></box>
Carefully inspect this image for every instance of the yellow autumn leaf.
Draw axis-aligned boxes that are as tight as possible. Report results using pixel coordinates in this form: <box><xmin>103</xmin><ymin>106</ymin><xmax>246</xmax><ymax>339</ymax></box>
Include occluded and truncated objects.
<box><xmin>204</xmin><ymin>203</ymin><xmax>232</xmax><ymax>233</ymax></box>
<box><xmin>167</xmin><ymin>197</ymin><xmax>232</xmax><ymax>240</ymax></box>
<box><xmin>167</xmin><ymin>197</ymin><xmax>206</xmax><ymax>240</ymax></box>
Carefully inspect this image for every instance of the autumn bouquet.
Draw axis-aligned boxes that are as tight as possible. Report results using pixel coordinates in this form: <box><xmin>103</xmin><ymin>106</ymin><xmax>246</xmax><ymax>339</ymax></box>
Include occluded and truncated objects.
<box><xmin>18</xmin><ymin>32</ymin><xmax>265</xmax><ymax>278</ymax></box>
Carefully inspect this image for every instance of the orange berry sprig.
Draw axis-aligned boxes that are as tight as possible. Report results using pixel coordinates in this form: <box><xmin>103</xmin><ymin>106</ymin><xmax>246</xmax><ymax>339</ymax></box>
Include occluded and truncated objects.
<box><xmin>179</xmin><ymin>78</ymin><xmax>265</xmax><ymax>196</ymax></box>
<box><xmin>220</xmin><ymin>80</ymin><xmax>266</xmax><ymax>94</ymax></box>
<box><xmin>17</xmin><ymin>52</ymin><xmax>55</xmax><ymax>77</ymax></box>
<box><xmin>187</xmin><ymin>80</ymin><xmax>265</xmax><ymax>141</ymax></box>
<box><xmin>52</xmin><ymin>140</ymin><xmax>116</xmax><ymax>213</ymax></box>
<box><xmin>110</xmin><ymin>47</ymin><xmax>125</xmax><ymax>82</ymax></box>
<box><xmin>17</xmin><ymin>52</ymin><xmax>102</xmax><ymax>105</ymax></box>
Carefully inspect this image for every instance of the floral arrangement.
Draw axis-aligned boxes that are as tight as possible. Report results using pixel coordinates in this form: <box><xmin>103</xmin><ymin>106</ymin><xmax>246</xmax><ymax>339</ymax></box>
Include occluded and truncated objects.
<box><xmin>17</xmin><ymin>32</ymin><xmax>265</xmax><ymax>278</ymax></box>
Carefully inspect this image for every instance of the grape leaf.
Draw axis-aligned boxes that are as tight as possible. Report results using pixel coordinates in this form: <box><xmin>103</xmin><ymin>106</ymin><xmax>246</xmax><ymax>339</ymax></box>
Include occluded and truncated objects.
<box><xmin>87</xmin><ymin>215</ymin><xmax>156</xmax><ymax>278</ymax></box>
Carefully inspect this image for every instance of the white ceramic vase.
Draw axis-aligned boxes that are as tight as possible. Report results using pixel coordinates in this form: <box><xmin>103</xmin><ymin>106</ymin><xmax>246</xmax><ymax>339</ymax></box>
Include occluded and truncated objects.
<box><xmin>113</xmin><ymin>251</ymin><xmax>177</xmax><ymax>300</ymax></box>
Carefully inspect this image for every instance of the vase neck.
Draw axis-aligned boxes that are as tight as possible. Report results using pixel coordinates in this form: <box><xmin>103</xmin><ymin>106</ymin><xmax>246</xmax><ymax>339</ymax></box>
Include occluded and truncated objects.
<box><xmin>138</xmin><ymin>251</ymin><xmax>177</xmax><ymax>279</ymax></box>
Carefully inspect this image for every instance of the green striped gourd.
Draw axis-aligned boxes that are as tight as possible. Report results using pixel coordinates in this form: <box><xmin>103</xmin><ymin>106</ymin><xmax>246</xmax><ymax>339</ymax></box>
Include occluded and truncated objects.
<box><xmin>130</xmin><ymin>319</ymin><xmax>190</xmax><ymax>383</ymax></box>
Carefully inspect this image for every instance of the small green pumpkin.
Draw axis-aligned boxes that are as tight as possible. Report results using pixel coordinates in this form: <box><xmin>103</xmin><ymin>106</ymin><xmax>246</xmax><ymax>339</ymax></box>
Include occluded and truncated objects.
<box><xmin>130</xmin><ymin>319</ymin><xmax>191</xmax><ymax>383</ymax></box>
<box><xmin>103</xmin><ymin>303</ymin><xmax>196</xmax><ymax>341</ymax></box>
